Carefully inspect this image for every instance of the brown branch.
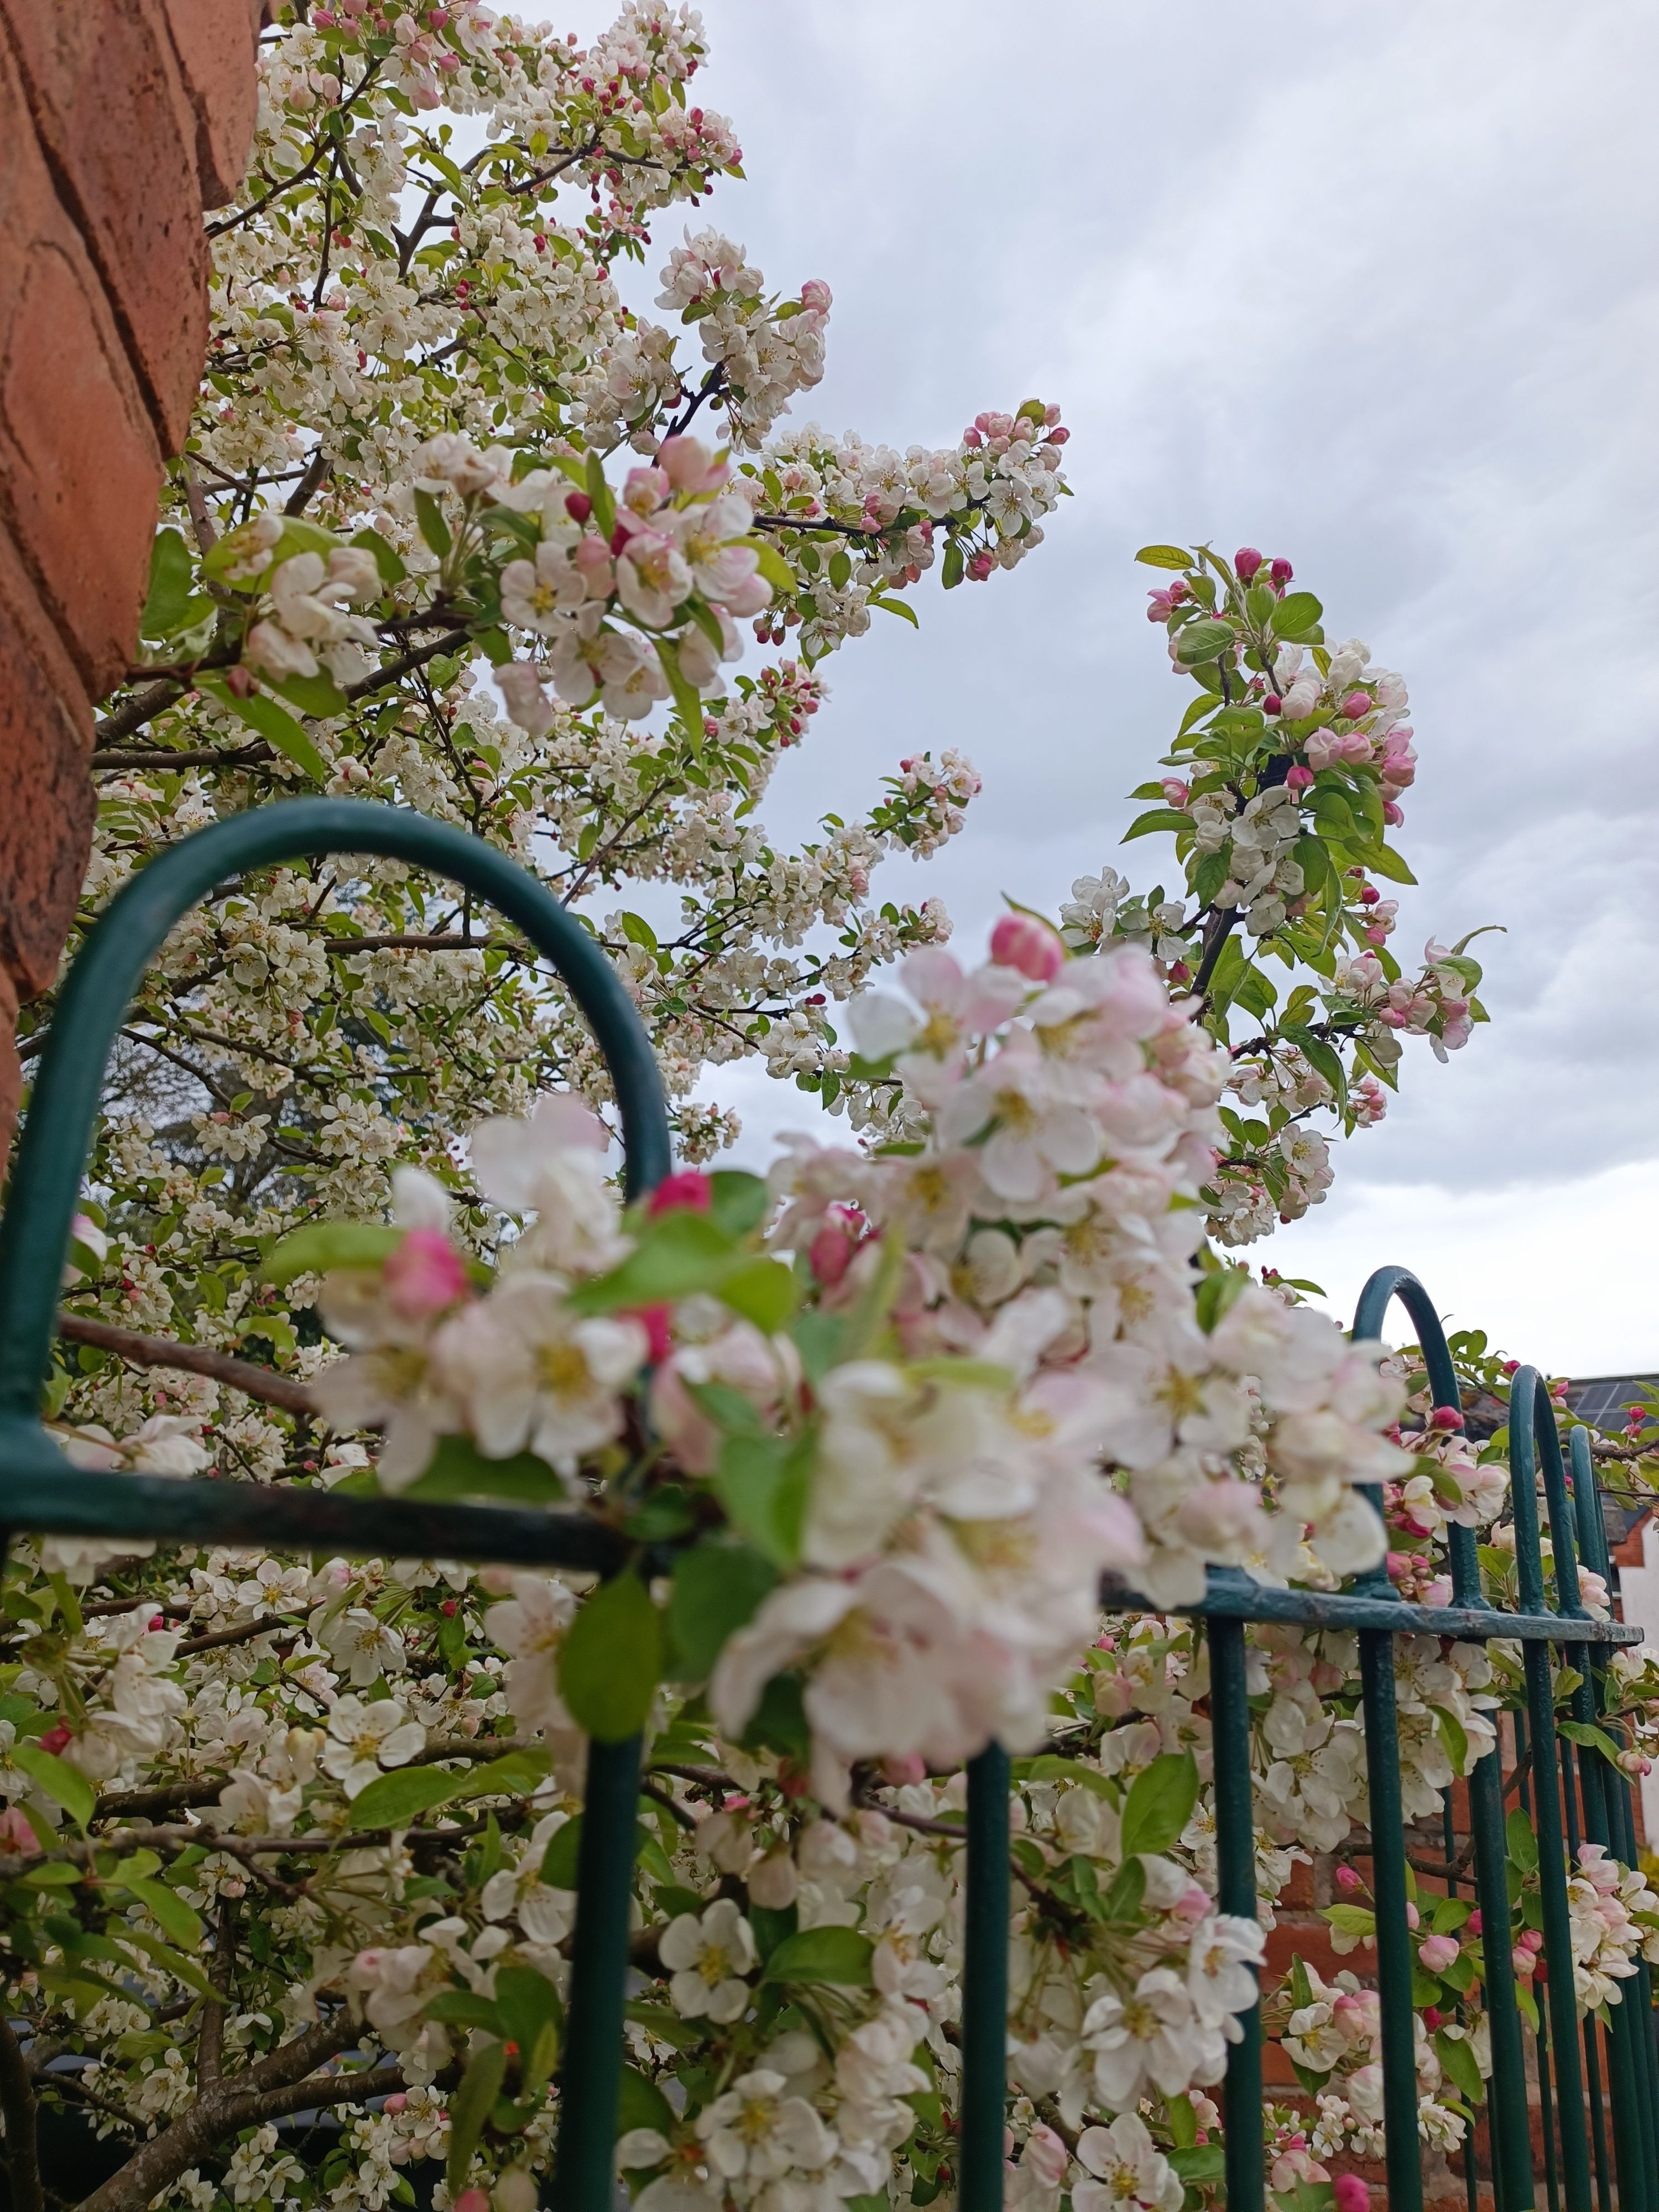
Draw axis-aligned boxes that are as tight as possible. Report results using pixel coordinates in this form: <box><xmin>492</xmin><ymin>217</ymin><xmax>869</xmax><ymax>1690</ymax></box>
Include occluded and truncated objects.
<box><xmin>285</xmin><ymin>449</ymin><xmax>332</xmax><ymax>517</ymax></box>
<box><xmin>0</xmin><ymin>2013</ymin><xmax>43</xmax><ymax>2212</ymax></box>
<box><xmin>56</xmin><ymin>1312</ymin><xmax>316</xmax><ymax>1417</ymax></box>
<box><xmin>92</xmin><ymin>1775</ymin><xmax>232</xmax><ymax>1824</ymax></box>
<box><xmin>94</xmin><ymin>744</ymin><xmax>272</xmax><ymax>773</ymax></box>
<box><xmin>325</xmin><ymin>933</ymin><xmax>518</xmax><ymax>954</ymax></box>
<box><xmin>73</xmin><ymin>2019</ymin><xmax>361</xmax><ymax>2212</ymax></box>
<box><xmin>93</xmin><ymin>680</ymin><xmax>187</xmax><ymax>748</ymax></box>
<box><xmin>177</xmin><ymin>1615</ymin><xmax>294</xmax><ymax>1657</ymax></box>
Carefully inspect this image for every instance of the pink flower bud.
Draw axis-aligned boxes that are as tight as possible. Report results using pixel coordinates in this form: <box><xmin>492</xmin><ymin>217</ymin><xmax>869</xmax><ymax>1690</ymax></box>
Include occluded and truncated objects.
<box><xmin>1513</xmin><ymin>1944</ymin><xmax>1538</xmax><ymax>1979</ymax></box>
<box><xmin>1467</xmin><ymin>1910</ymin><xmax>1483</xmax><ymax>1935</ymax></box>
<box><xmin>454</xmin><ymin>2192</ymin><xmax>491</xmax><ymax>2212</ymax></box>
<box><xmin>563</xmin><ymin>490</ymin><xmax>592</xmax><ymax>523</ymax></box>
<box><xmin>626</xmin><ymin>1303</ymin><xmax>675</xmax><ymax>1364</ymax></box>
<box><xmin>382</xmin><ymin>2094</ymin><xmax>408</xmax><ymax>2114</ymax></box>
<box><xmin>383</xmin><ymin>1227</ymin><xmax>469</xmax><ymax>1320</ymax></box>
<box><xmin>0</xmin><ymin>1808</ymin><xmax>38</xmax><ymax>1856</ymax></box>
<box><xmin>1340</xmin><ymin>690</ymin><xmax>1372</xmax><ymax>719</ymax></box>
<box><xmin>1262</xmin><ymin>693</ymin><xmax>1282</xmax><ymax>715</ymax></box>
<box><xmin>967</xmin><ymin>549</ymin><xmax>995</xmax><ymax>581</ymax></box>
<box><xmin>1421</xmin><ymin>2005</ymin><xmax>1443</xmax><ymax>2031</ymax></box>
<box><xmin>809</xmin><ymin>1203</ymin><xmax>865</xmax><ymax>1287</ymax></box>
<box><xmin>990</xmin><ymin>912</ymin><xmax>1066</xmax><ymax>983</ymax></box>
<box><xmin>1161</xmin><ymin>777</ymin><xmax>1191</xmax><ymax>807</ymax></box>
<box><xmin>1405</xmin><ymin>1902</ymin><xmax>1420</xmax><ymax>1930</ymax></box>
<box><xmin>1235</xmin><ymin>547</ymin><xmax>1263</xmax><ymax>581</ymax></box>
<box><xmin>1334</xmin><ymin>2177</ymin><xmax>1370</xmax><ymax>2212</ymax></box>
<box><xmin>1285</xmin><ymin>765</ymin><xmax>1314</xmax><ymax>793</ymax></box>
<box><xmin>881</xmin><ymin>1752</ymin><xmax>926</xmax><ymax>1786</ymax></box>
<box><xmin>1271</xmin><ymin>556</ymin><xmax>1294</xmax><ymax>584</ymax></box>
<box><xmin>38</xmin><ymin>1724</ymin><xmax>72</xmax><ymax>1757</ymax></box>
<box><xmin>1335</xmin><ymin>1864</ymin><xmax>1363</xmax><ymax>1892</ymax></box>
<box><xmin>1521</xmin><ymin>1928</ymin><xmax>1545</xmax><ymax>1951</ymax></box>
<box><xmin>649</xmin><ymin>1170</ymin><xmax>714</xmax><ymax>1216</ymax></box>
<box><xmin>1430</xmin><ymin>1405</ymin><xmax>1465</xmax><ymax>1431</ymax></box>
<box><xmin>800</xmin><ymin>279</ymin><xmax>832</xmax><ymax>314</ymax></box>
<box><xmin>1419</xmin><ymin>1932</ymin><xmax>1460</xmax><ymax>1971</ymax></box>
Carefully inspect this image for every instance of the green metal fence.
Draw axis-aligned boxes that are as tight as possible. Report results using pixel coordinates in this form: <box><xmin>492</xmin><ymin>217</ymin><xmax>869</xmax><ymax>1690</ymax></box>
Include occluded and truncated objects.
<box><xmin>0</xmin><ymin>800</ymin><xmax>1652</xmax><ymax>2211</ymax></box>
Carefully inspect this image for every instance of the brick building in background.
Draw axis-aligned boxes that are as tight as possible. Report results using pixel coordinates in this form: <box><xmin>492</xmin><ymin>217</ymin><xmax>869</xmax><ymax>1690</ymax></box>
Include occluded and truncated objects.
<box><xmin>0</xmin><ymin>0</ymin><xmax>263</xmax><ymax>1148</ymax></box>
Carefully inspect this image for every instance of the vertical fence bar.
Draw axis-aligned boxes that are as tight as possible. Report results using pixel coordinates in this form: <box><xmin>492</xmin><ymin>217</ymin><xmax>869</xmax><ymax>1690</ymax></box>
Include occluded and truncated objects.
<box><xmin>1572</xmin><ymin>1428</ymin><xmax>1658</xmax><ymax>2212</ymax></box>
<box><xmin>1359</xmin><ymin>1620</ymin><xmax>1427</xmax><ymax>2212</ymax></box>
<box><xmin>554</xmin><ymin>1731</ymin><xmax>645</xmax><ymax>2207</ymax></box>
<box><xmin>1512</xmin><ymin>1371</ymin><xmax>1595</xmax><ymax>2212</ymax></box>
<box><xmin>1209</xmin><ymin>1610</ymin><xmax>1264</xmax><ymax>2212</ymax></box>
<box><xmin>960</xmin><ymin>1743</ymin><xmax>1010</xmax><ymax>2212</ymax></box>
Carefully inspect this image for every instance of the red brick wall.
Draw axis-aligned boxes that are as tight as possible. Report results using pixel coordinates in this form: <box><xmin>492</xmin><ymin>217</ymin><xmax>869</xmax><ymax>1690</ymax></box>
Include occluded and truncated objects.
<box><xmin>0</xmin><ymin>0</ymin><xmax>263</xmax><ymax>1147</ymax></box>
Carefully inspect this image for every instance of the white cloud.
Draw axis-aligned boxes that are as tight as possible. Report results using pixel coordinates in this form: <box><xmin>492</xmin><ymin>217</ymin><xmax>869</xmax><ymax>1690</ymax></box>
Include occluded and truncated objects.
<box><xmin>573</xmin><ymin>0</ymin><xmax>1659</xmax><ymax>1368</ymax></box>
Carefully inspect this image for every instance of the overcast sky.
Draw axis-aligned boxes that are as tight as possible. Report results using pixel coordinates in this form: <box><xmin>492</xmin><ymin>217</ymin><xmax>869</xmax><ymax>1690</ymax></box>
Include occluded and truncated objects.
<box><xmin>561</xmin><ymin>1</ymin><xmax>1659</xmax><ymax>1374</ymax></box>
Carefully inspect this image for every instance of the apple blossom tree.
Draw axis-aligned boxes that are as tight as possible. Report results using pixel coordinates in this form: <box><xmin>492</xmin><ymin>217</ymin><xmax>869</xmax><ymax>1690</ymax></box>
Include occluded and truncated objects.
<box><xmin>0</xmin><ymin>6</ymin><xmax>1646</xmax><ymax>2212</ymax></box>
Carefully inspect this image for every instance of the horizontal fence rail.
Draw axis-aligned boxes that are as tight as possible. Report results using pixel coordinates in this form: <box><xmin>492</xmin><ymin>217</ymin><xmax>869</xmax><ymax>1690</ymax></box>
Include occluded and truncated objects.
<box><xmin>0</xmin><ymin>805</ymin><xmax>1650</xmax><ymax>2209</ymax></box>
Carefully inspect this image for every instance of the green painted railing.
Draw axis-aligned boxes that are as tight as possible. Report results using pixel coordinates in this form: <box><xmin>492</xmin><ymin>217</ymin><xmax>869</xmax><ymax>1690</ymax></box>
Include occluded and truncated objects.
<box><xmin>0</xmin><ymin>801</ymin><xmax>1652</xmax><ymax>2210</ymax></box>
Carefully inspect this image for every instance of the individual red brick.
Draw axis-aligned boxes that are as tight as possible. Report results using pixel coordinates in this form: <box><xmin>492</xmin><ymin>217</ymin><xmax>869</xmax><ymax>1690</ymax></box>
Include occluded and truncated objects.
<box><xmin>0</xmin><ymin>0</ymin><xmax>208</xmax><ymax>449</ymax></box>
<box><xmin>0</xmin><ymin>233</ymin><xmax>164</xmax><ymax>702</ymax></box>
<box><xmin>0</xmin><ymin>524</ymin><xmax>95</xmax><ymax>1140</ymax></box>
<box><xmin>156</xmin><ymin>0</ymin><xmax>263</xmax><ymax>208</ymax></box>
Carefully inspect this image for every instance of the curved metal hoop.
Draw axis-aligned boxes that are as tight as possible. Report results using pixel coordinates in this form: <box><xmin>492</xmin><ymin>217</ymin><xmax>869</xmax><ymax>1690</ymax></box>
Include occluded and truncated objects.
<box><xmin>0</xmin><ymin>797</ymin><xmax>671</xmax><ymax>1569</ymax></box>
<box><xmin>0</xmin><ymin>798</ymin><xmax>674</xmax><ymax>2210</ymax></box>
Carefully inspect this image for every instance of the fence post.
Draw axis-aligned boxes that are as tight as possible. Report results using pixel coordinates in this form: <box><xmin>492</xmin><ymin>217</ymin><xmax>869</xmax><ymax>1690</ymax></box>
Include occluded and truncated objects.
<box><xmin>960</xmin><ymin>1743</ymin><xmax>1010</xmax><ymax>2212</ymax></box>
<box><xmin>1209</xmin><ymin>1601</ymin><xmax>1265</xmax><ymax>2212</ymax></box>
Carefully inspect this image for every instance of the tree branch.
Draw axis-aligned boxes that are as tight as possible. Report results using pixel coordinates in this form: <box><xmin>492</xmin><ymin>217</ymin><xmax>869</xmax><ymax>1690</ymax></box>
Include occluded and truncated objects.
<box><xmin>56</xmin><ymin>1312</ymin><xmax>316</xmax><ymax>1417</ymax></box>
<box><xmin>0</xmin><ymin>2012</ymin><xmax>44</xmax><ymax>2212</ymax></box>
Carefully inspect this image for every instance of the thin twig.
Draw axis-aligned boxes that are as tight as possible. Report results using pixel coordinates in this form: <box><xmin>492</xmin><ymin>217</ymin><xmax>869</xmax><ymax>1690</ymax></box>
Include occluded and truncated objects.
<box><xmin>56</xmin><ymin>1313</ymin><xmax>316</xmax><ymax>1417</ymax></box>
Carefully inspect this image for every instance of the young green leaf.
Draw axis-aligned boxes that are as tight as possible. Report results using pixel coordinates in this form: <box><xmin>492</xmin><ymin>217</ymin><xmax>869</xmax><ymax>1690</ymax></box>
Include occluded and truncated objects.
<box><xmin>760</xmin><ymin>1925</ymin><xmax>874</xmax><ymax>1986</ymax></box>
<box><xmin>347</xmin><ymin>1766</ymin><xmax>462</xmax><ymax>1830</ymax></box>
<box><xmin>446</xmin><ymin>2038</ymin><xmax>508</xmax><ymax>2195</ymax></box>
<box><xmin>1118</xmin><ymin>1750</ymin><xmax>1199</xmax><ymax>1856</ymax></box>
<box><xmin>140</xmin><ymin>528</ymin><xmax>196</xmax><ymax>639</ymax></box>
<box><xmin>557</xmin><ymin>1571</ymin><xmax>662</xmax><ymax>1741</ymax></box>
<box><xmin>122</xmin><ymin>1876</ymin><xmax>204</xmax><ymax>1950</ymax></box>
<box><xmin>1135</xmin><ymin>545</ymin><xmax>1194</xmax><ymax>571</ymax></box>
<box><xmin>196</xmin><ymin>677</ymin><xmax>327</xmax><ymax>783</ymax></box>
<box><xmin>666</xmin><ymin>1541</ymin><xmax>779</xmax><ymax>1681</ymax></box>
<box><xmin>263</xmin><ymin>1220</ymin><xmax>404</xmax><ymax>1286</ymax></box>
<box><xmin>714</xmin><ymin>1431</ymin><xmax>813</xmax><ymax>1570</ymax></box>
<box><xmin>11</xmin><ymin>1744</ymin><xmax>95</xmax><ymax>1832</ymax></box>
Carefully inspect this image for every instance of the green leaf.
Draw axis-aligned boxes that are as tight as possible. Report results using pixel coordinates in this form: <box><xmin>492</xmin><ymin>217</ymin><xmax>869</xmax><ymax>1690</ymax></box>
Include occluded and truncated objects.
<box><xmin>263</xmin><ymin>1220</ymin><xmax>404</xmax><ymax>1287</ymax></box>
<box><xmin>1558</xmin><ymin>1719</ymin><xmax>1623</xmax><ymax>1762</ymax></box>
<box><xmin>714</xmin><ymin>1431</ymin><xmax>813</xmax><ymax>1571</ymax></box>
<box><xmin>1431</xmin><ymin>1703</ymin><xmax>1469</xmax><ymax>1772</ymax></box>
<box><xmin>1194</xmin><ymin>1267</ymin><xmax>1251</xmax><ymax>1335</ymax></box>
<box><xmin>717</xmin><ymin>1255</ymin><xmax>798</xmax><ymax>1333</ymax></box>
<box><xmin>352</xmin><ymin>526</ymin><xmax>406</xmax><ymax>585</ymax></box>
<box><xmin>623</xmin><ymin>2000</ymin><xmax>705</xmax><ymax>2051</ymax></box>
<box><xmin>425</xmin><ymin>1990</ymin><xmax>504</xmax><ymax>2034</ymax></box>
<box><xmin>446</xmin><ymin>2038</ymin><xmax>508</xmax><ymax>2195</ymax></box>
<box><xmin>617</xmin><ymin>2064</ymin><xmax>674</xmax><ymax>2140</ymax></box>
<box><xmin>585</xmin><ymin>451</ymin><xmax>616</xmax><ymax>539</ymax></box>
<box><xmin>761</xmin><ymin>1925</ymin><xmax>874</xmax><ymax>1986</ymax></box>
<box><xmin>1121</xmin><ymin>807</ymin><xmax>1191</xmax><ymax>843</ymax></box>
<box><xmin>459</xmin><ymin>1747</ymin><xmax>552</xmax><ymax>1801</ymax></box>
<box><xmin>494</xmin><ymin>1966</ymin><xmax>562</xmax><ymax>2096</ymax></box>
<box><xmin>1119</xmin><ymin>1751</ymin><xmax>1198</xmax><ymax>1856</ymax></box>
<box><xmin>197</xmin><ymin>676</ymin><xmax>328</xmax><ymax>783</ymax></box>
<box><xmin>140</xmin><ymin>528</ymin><xmax>195</xmax><ymax>639</ymax></box>
<box><xmin>1434</xmin><ymin>2027</ymin><xmax>1484</xmax><ymax>2103</ymax></box>
<box><xmin>1171</xmin><ymin>2146</ymin><xmax>1228</xmax><ymax>2184</ymax></box>
<box><xmin>709</xmin><ymin>1171</ymin><xmax>770</xmax><ymax>1239</ymax></box>
<box><xmin>558</xmin><ymin>1572</ymin><xmax>662</xmax><ymax>1742</ymax></box>
<box><xmin>1506</xmin><ymin>1808</ymin><xmax>1538</xmax><ymax>1873</ymax></box>
<box><xmin>655</xmin><ymin>636</ymin><xmax>705</xmax><ymax>733</ymax></box>
<box><xmin>345</xmin><ymin>1766</ymin><xmax>459</xmax><ymax>1830</ymax></box>
<box><xmin>567</xmin><ymin>1208</ymin><xmax>737</xmax><ymax>1314</ymax></box>
<box><xmin>828</xmin><ymin>548</ymin><xmax>852</xmax><ymax>590</ymax></box>
<box><xmin>540</xmin><ymin>1816</ymin><xmax>583</xmax><ymax>1890</ymax></box>
<box><xmin>666</xmin><ymin>1541</ymin><xmax>779</xmax><ymax>1681</ymax></box>
<box><xmin>114</xmin><ymin>1927</ymin><xmax>215</xmax><ymax>2000</ymax></box>
<box><xmin>867</xmin><ymin>593</ymin><xmax>919</xmax><ymax>627</ymax></box>
<box><xmin>745</xmin><ymin>538</ymin><xmax>796</xmax><ymax>593</ymax></box>
<box><xmin>1173</xmin><ymin>619</ymin><xmax>1235</xmax><ymax>666</ymax></box>
<box><xmin>1321</xmin><ymin>1903</ymin><xmax>1377</xmax><ymax>1936</ymax></box>
<box><xmin>1270</xmin><ymin>591</ymin><xmax>1324</xmax><ymax>640</ymax></box>
<box><xmin>1011</xmin><ymin>1754</ymin><xmax>1115</xmax><ymax>1799</ymax></box>
<box><xmin>405</xmin><ymin>1434</ymin><xmax>566</xmax><ymax>1506</ymax></box>
<box><xmin>941</xmin><ymin>540</ymin><xmax>964</xmax><ymax>590</ymax></box>
<box><xmin>122</xmin><ymin>1876</ymin><xmax>204</xmax><ymax>1950</ymax></box>
<box><xmin>274</xmin><ymin>669</ymin><xmax>351</xmax><ymax>721</ymax></box>
<box><xmin>414</xmin><ymin>489</ymin><xmax>452</xmax><ymax>559</ymax></box>
<box><xmin>1364</xmin><ymin>840</ymin><xmax>1418</xmax><ymax>886</ymax></box>
<box><xmin>11</xmin><ymin>1744</ymin><xmax>94</xmax><ymax>1831</ymax></box>
<box><xmin>1135</xmin><ymin>544</ymin><xmax>1194</xmax><ymax>571</ymax></box>
<box><xmin>747</xmin><ymin>1901</ymin><xmax>798</xmax><ymax>1962</ymax></box>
